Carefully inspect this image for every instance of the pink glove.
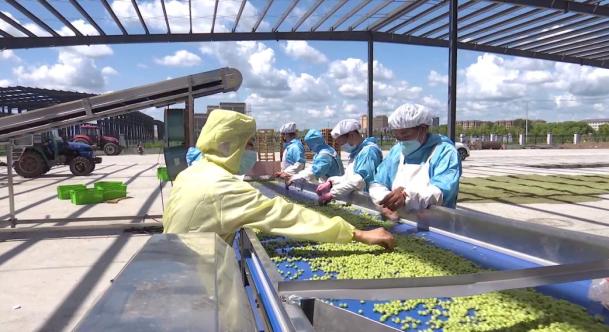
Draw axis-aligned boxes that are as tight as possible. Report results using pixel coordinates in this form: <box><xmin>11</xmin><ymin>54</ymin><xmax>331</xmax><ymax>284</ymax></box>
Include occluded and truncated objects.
<box><xmin>316</xmin><ymin>181</ymin><xmax>332</xmax><ymax>195</ymax></box>
<box><xmin>318</xmin><ymin>192</ymin><xmax>334</xmax><ymax>205</ymax></box>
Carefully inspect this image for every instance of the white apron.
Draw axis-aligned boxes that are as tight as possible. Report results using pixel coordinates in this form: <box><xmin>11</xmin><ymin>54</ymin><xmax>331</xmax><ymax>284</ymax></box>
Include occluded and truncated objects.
<box><xmin>281</xmin><ymin>148</ymin><xmax>289</xmax><ymax>170</ymax></box>
<box><xmin>391</xmin><ymin>146</ymin><xmax>443</xmax><ymax>211</ymax></box>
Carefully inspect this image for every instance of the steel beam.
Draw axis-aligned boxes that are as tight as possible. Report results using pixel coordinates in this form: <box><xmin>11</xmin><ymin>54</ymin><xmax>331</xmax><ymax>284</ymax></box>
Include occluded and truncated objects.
<box><xmin>211</xmin><ymin>0</ymin><xmax>219</xmax><ymax>33</ymax></box>
<box><xmin>586</xmin><ymin>50</ymin><xmax>609</xmax><ymax>60</ymax></box>
<box><xmin>330</xmin><ymin>0</ymin><xmax>372</xmax><ymax>31</ymax></box>
<box><xmin>38</xmin><ymin>0</ymin><xmax>82</xmax><ymax>37</ymax></box>
<box><xmin>498</xmin><ymin>17</ymin><xmax>604</xmax><ymax>49</ymax></box>
<box><xmin>562</xmin><ymin>37</ymin><xmax>609</xmax><ymax>57</ymax></box>
<box><xmin>534</xmin><ymin>31</ymin><xmax>609</xmax><ymax>54</ymax></box>
<box><xmin>521</xmin><ymin>21</ymin><xmax>609</xmax><ymax>52</ymax></box>
<box><xmin>131</xmin><ymin>0</ymin><xmax>149</xmax><ymax>34</ymax></box>
<box><xmin>483</xmin><ymin>14</ymin><xmax>586</xmax><ymax>46</ymax></box>
<box><xmin>422</xmin><ymin>2</ymin><xmax>501</xmax><ymax>39</ymax></box>
<box><xmin>100</xmin><ymin>0</ymin><xmax>128</xmax><ymax>35</ymax></box>
<box><xmin>7</xmin><ymin>141</ymin><xmax>15</xmax><ymax>228</ymax></box>
<box><xmin>447</xmin><ymin>0</ymin><xmax>457</xmax><ymax>142</ymax></box>
<box><xmin>233</xmin><ymin>0</ymin><xmax>247</xmax><ymax>32</ymax></box>
<box><xmin>253</xmin><ymin>0</ymin><xmax>274</xmax><ymax>32</ymax></box>
<box><xmin>490</xmin><ymin>0</ymin><xmax>609</xmax><ymax>18</ymax></box>
<box><xmin>367</xmin><ymin>0</ymin><xmax>427</xmax><ymax>32</ymax></box>
<box><xmin>0</xmin><ymin>11</ymin><xmax>35</xmax><ymax>37</ymax></box>
<box><xmin>568</xmin><ymin>43</ymin><xmax>609</xmax><ymax>58</ymax></box>
<box><xmin>349</xmin><ymin>0</ymin><xmax>392</xmax><ymax>31</ymax></box>
<box><xmin>404</xmin><ymin>0</ymin><xmax>478</xmax><ymax>36</ymax></box>
<box><xmin>69</xmin><ymin>0</ymin><xmax>105</xmax><ymax>35</ymax></box>
<box><xmin>293</xmin><ymin>0</ymin><xmax>323</xmax><ymax>32</ymax></box>
<box><xmin>189</xmin><ymin>0</ymin><xmax>192</xmax><ymax>33</ymax></box>
<box><xmin>160</xmin><ymin>0</ymin><xmax>170</xmax><ymax>34</ymax></box>
<box><xmin>459</xmin><ymin>7</ymin><xmax>543</xmax><ymax>41</ymax></box>
<box><xmin>367</xmin><ymin>38</ymin><xmax>373</xmax><ymax>137</ymax></box>
<box><xmin>273</xmin><ymin>0</ymin><xmax>299</xmax><ymax>32</ymax></box>
<box><xmin>387</xmin><ymin>0</ymin><xmax>447</xmax><ymax>34</ymax></box>
<box><xmin>311</xmin><ymin>0</ymin><xmax>347</xmax><ymax>31</ymax></box>
<box><xmin>7</xmin><ymin>0</ymin><xmax>59</xmax><ymax>37</ymax></box>
<box><xmin>2</xmin><ymin>31</ymin><xmax>609</xmax><ymax>69</ymax></box>
<box><xmin>0</xmin><ymin>28</ymin><xmax>13</xmax><ymax>38</ymax></box>
<box><xmin>438</xmin><ymin>5</ymin><xmax>523</xmax><ymax>39</ymax></box>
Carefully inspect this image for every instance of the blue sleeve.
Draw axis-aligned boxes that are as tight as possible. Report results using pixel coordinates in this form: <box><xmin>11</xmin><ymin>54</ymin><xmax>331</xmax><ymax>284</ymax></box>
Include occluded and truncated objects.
<box><xmin>287</xmin><ymin>144</ymin><xmax>305</xmax><ymax>164</ymax></box>
<box><xmin>186</xmin><ymin>147</ymin><xmax>202</xmax><ymax>166</ymax></box>
<box><xmin>353</xmin><ymin>146</ymin><xmax>383</xmax><ymax>185</ymax></box>
<box><xmin>429</xmin><ymin>143</ymin><xmax>462</xmax><ymax>208</ymax></box>
<box><xmin>312</xmin><ymin>154</ymin><xmax>333</xmax><ymax>178</ymax></box>
<box><xmin>372</xmin><ymin>144</ymin><xmax>401</xmax><ymax>189</ymax></box>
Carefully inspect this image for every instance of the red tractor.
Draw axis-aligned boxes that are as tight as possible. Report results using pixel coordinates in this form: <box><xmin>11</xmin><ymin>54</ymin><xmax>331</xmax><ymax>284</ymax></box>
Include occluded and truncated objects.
<box><xmin>71</xmin><ymin>124</ymin><xmax>122</xmax><ymax>156</ymax></box>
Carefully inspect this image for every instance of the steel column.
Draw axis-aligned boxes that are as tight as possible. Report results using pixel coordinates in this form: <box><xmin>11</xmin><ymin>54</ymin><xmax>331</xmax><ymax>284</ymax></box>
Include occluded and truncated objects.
<box><xmin>447</xmin><ymin>0</ymin><xmax>457</xmax><ymax>141</ymax></box>
<box><xmin>7</xmin><ymin>141</ymin><xmax>16</xmax><ymax>228</ymax></box>
<box><xmin>367</xmin><ymin>38</ymin><xmax>374</xmax><ymax>137</ymax></box>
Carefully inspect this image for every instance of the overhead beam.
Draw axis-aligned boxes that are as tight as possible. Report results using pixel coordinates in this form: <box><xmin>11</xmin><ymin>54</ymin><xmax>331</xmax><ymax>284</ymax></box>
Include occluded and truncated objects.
<box><xmin>497</xmin><ymin>17</ymin><xmax>602</xmax><ymax>48</ymax></box>
<box><xmin>0</xmin><ymin>28</ymin><xmax>13</xmax><ymax>38</ymax></box>
<box><xmin>3</xmin><ymin>31</ymin><xmax>608</xmax><ymax>70</ymax></box>
<box><xmin>69</xmin><ymin>0</ymin><xmax>106</xmax><ymax>35</ymax></box>
<box><xmin>421</xmin><ymin>2</ymin><xmax>501</xmax><ymax>39</ymax></box>
<box><xmin>233</xmin><ymin>0</ymin><xmax>247</xmax><ymax>32</ymax></box>
<box><xmin>403</xmin><ymin>1</ymin><xmax>478</xmax><ymax>36</ymax></box>
<box><xmin>253</xmin><ymin>0</ymin><xmax>274</xmax><ymax>32</ymax></box>
<box><xmin>310</xmin><ymin>0</ymin><xmax>347</xmax><ymax>32</ymax></box>
<box><xmin>482</xmin><ymin>14</ymin><xmax>584</xmax><ymax>45</ymax></box>
<box><xmin>0</xmin><ymin>11</ymin><xmax>36</xmax><ymax>37</ymax></box>
<box><xmin>386</xmin><ymin>0</ymin><xmax>447</xmax><ymax>34</ymax></box>
<box><xmin>568</xmin><ymin>42</ymin><xmax>609</xmax><ymax>58</ymax></box>
<box><xmin>437</xmin><ymin>5</ymin><xmax>523</xmax><ymax>39</ymax></box>
<box><xmin>160</xmin><ymin>0</ymin><xmax>171</xmax><ymax>34</ymax></box>
<box><xmin>7</xmin><ymin>0</ymin><xmax>59</xmax><ymax>37</ymax></box>
<box><xmin>100</xmin><ymin>0</ymin><xmax>127</xmax><ymax>35</ymax></box>
<box><xmin>38</xmin><ymin>0</ymin><xmax>82</xmax><ymax>37</ymax></box>
<box><xmin>131</xmin><ymin>0</ymin><xmax>149</xmax><ymax>35</ymax></box>
<box><xmin>211</xmin><ymin>0</ymin><xmax>219</xmax><ymax>33</ymax></box>
<box><xmin>330</xmin><ymin>0</ymin><xmax>372</xmax><ymax>31</ymax></box>
<box><xmin>367</xmin><ymin>0</ymin><xmax>427</xmax><ymax>32</ymax></box>
<box><xmin>532</xmin><ymin>30</ymin><xmax>609</xmax><ymax>53</ymax></box>
<box><xmin>459</xmin><ymin>7</ymin><xmax>543</xmax><ymax>42</ymax></box>
<box><xmin>489</xmin><ymin>0</ymin><xmax>609</xmax><ymax>18</ymax></box>
<box><xmin>561</xmin><ymin>36</ymin><xmax>609</xmax><ymax>56</ymax></box>
<box><xmin>292</xmin><ymin>0</ymin><xmax>324</xmax><ymax>32</ymax></box>
<box><xmin>367</xmin><ymin>37</ymin><xmax>374</xmax><ymax>137</ymax></box>
<box><xmin>516</xmin><ymin>20</ymin><xmax>609</xmax><ymax>51</ymax></box>
<box><xmin>447</xmin><ymin>0</ymin><xmax>457</xmax><ymax>142</ymax></box>
<box><xmin>349</xmin><ymin>0</ymin><xmax>392</xmax><ymax>31</ymax></box>
<box><xmin>273</xmin><ymin>0</ymin><xmax>300</xmax><ymax>32</ymax></box>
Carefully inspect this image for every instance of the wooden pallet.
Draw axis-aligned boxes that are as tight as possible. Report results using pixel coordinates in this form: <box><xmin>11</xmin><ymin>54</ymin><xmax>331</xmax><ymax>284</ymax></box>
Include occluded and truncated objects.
<box><xmin>256</xmin><ymin>129</ymin><xmax>276</xmax><ymax>162</ymax></box>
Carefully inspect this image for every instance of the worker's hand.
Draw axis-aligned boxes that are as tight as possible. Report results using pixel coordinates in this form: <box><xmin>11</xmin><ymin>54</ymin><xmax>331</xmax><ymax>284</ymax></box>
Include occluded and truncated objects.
<box><xmin>316</xmin><ymin>181</ymin><xmax>332</xmax><ymax>195</ymax></box>
<box><xmin>353</xmin><ymin>228</ymin><xmax>395</xmax><ymax>250</ymax></box>
<box><xmin>379</xmin><ymin>186</ymin><xmax>407</xmax><ymax>211</ymax></box>
<box><xmin>274</xmin><ymin>171</ymin><xmax>283</xmax><ymax>178</ymax></box>
<box><xmin>275</xmin><ymin>171</ymin><xmax>289</xmax><ymax>179</ymax></box>
<box><xmin>377</xmin><ymin>205</ymin><xmax>400</xmax><ymax>222</ymax></box>
<box><xmin>318</xmin><ymin>192</ymin><xmax>334</xmax><ymax>205</ymax></box>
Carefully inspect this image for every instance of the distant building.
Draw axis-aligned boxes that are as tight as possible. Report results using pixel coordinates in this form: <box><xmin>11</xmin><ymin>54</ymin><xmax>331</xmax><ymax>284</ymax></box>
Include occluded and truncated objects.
<box><xmin>432</xmin><ymin>117</ymin><xmax>440</xmax><ymax>127</ymax></box>
<box><xmin>495</xmin><ymin>120</ymin><xmax>514</xmax><ymax>129</ymax></box>
<box><xmin>194</xmin><ymin>113</ymin><xmax>208</xmax><ymax>139</ymax></box>
<box><xmin>373</xmin><ymin>115</ymin><xmax>388</xmax><ymax>131</ymax></box>
<box><xmin>584</xmin><ymin>118</ymin><xmax>609</xmax><ymax>131</ymax></box>
<box><xmin>457</xmin><ymin>120</ymin><xmax>488</xmax><ymax>130</ymax></box>
<box><xmin>207</xmin><ymin>102</ymin><xmax>249</xmax><ymax>115</ymax></box>
<box><xmin>360</xmin><ymin>115</ymin><xmax>368</xmax><ymax>132</ymax></box>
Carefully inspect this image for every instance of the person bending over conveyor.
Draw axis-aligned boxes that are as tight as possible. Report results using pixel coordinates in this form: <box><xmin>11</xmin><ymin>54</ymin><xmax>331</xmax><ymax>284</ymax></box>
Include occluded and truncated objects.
<box><xmin>286</xmin><ymin>129</ymin><xmax>344</xmax><ymax>187</ymax></box>
<box><xmin>275</xmin><ymin>122</ymin><xmax>305</xmax><ymax>179</ymax></box>
<box><xmin>316</xmin><ymin>119</ymin><xmax>383</xmax><ymax>204</ymax></box>
<box><xmin>370</xmin><ymin>103</ymin><xmax>461</xmax><ymax>220</ymax></box>
<box><xmin>163</xmin><ymin>109</ymin><xmax>395</xmax><ymax>249</ymax></box>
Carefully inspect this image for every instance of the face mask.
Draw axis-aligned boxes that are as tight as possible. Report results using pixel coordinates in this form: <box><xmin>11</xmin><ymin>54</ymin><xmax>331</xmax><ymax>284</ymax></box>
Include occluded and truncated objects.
<box><xmin>399</xmin><ymin>140</ymin><xmax>421</xmax><ymax>157</ymax></box>
<box><xmin>341</xmin><ymin>143</ymin><xmax>356</xmax><ymax>153</ymax></box>
<box><xmin>239</xmin><ymin>150</ymin><xmax>257</xmax><ymax>174</ymax></box>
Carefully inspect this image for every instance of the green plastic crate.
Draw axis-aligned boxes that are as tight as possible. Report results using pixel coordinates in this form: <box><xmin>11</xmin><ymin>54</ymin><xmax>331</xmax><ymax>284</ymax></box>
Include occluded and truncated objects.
<box><xmin>157</xmin><ymin>167</ymin><xmax>170</xmax><ymax>182</ymax></box>
<box><xmin>71</xmin><ymin>188</ymin><xmax>104</xmax><ymax>205</ymax></box>
<box><xmin>57</xmin><ymin>184</ymin><xmax>86</xmax><ymax>200</ymax></box>
<box><xmin>94</xmin><ymin>182</ymin><xmax>127</xmax><ymax>201</ymax></box>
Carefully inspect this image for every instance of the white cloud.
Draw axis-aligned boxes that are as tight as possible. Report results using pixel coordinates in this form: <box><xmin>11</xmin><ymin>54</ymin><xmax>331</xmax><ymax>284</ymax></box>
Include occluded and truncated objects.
<box><xmin>101</xmin><ymin>66</ymin><xmax>118</xmax><ymax>76</ymax></box>
<box><xmin>428</xmin><ymin>70</ymin><xmax>447</xmax><ymax>86</ymax></box>
<box><xmin>0</xmin><ymin>79</ymin><xmax>11</xmax><ymax>87</ymax></box>
<box><xmin>283</xmin><ymin>41</ymin><xmax>328</xmax><ymax>64</ymax></box>
<box><xmin>137</xmin><ymin>63</ymin><xmax>148</xmax><ymax>69</ymax></box>
<box><xmin>155</xmin><ymin>50</ymin><xmax>202</xmax><ymax>67</ymax></box>
<box><xmin>0</xmin><ymin>50</ymin><xmax>21</xmax><ymax>62</ymax></box>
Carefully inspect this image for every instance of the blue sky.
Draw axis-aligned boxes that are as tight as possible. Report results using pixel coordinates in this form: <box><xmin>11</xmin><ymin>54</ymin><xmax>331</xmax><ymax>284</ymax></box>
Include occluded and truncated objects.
<box><xmin>2</xmin><ymin>0</ymin><xmax>609</xmax><ymax>130</ymax></box>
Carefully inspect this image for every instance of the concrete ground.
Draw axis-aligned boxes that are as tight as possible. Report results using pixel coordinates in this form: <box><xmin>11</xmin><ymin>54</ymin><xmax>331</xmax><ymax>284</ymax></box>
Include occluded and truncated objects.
<box><xmin>2</xmin><ymin>149</ymin><xmax>609</xmax><ymax>331</ymax></box>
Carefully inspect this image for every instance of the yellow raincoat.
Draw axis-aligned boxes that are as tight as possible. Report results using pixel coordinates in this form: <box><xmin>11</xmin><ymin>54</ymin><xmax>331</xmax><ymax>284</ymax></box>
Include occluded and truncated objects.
<box><xmin>163</xmin><ymin>110</ymin><xmax>355</xmax><ymax>244</ymax></box>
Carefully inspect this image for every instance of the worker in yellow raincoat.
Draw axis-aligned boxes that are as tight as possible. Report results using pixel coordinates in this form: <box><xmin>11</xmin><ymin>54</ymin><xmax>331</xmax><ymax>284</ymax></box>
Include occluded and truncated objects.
<box><xmin>163</xmin><ymin>109</ymin><xmax>394</xmax><ymax>249</ymax></box>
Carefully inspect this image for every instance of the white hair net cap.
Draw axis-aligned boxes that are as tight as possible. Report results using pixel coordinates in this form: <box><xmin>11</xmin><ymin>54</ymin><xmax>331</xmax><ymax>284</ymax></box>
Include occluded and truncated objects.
<box><xmin>279</xmin><ymin>122</ymin><xmax>297</xmax><ymax>134</ymax></box>
<box><xmin>331</xmin><ymin>119</ymin><xmax>361</xmax><ymax>139</ymax></box>
<box><xmin>389</xmin><ymin>103</ymin><xmax>433</xmax><ymax>129</ymax></box>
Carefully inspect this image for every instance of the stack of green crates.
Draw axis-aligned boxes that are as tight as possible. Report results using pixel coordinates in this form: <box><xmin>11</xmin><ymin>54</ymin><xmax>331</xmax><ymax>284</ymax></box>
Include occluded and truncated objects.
<box><xmin>57</xmin><ymin>181</ymin><xmax>127</xmax><ymax>205</ymax></box>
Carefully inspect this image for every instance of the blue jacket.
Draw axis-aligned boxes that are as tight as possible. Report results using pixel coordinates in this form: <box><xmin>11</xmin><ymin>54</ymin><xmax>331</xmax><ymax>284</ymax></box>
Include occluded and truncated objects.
<box><xmin>372</xmin><ymin>134</ymin><xmax>461</xmax><ymax>208</ymax></box>
<box><xmin>283</xmin><ymin>138</ymin><xmax>305</xmax><ymax>165</ymax></box>
<box><xmin>349</xmin><ymin>137</ymin><xmax>383</xmax><ymax>190</ymax></box>
<box><xmin>304</xmin><ymin>129</ymin><xmax>344</xmax><ymax>178</ymax></box>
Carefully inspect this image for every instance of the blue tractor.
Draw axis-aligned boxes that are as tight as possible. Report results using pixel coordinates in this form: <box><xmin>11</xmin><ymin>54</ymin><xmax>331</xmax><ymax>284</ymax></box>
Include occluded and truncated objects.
<box><xmin>13</xmin><ymin>130</ymin><xmax>102</xmax><ymax>178</ymax></box>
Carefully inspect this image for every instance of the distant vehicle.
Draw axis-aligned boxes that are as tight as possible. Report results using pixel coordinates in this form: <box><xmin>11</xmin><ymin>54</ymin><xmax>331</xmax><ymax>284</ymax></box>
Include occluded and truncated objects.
<box><xmin>71</xmin><ymin>124</ymin><xmax>122</xmax><ymax>156</ymax></box>
<box><xmin>455</xmin><ymin>142</ymin><xmax>470</xmax><ymax>161</ymax></box>
<box><xmin>13</xmin><ymin>130</ymin><xmax>102</xmax><ymax>178</ymax></box>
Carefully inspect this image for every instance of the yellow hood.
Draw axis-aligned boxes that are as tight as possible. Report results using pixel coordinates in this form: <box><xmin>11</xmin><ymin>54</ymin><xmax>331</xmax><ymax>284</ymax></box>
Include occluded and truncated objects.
<box><xmin>196</xmin><ymin>109</ymin><xmax>256</xmax><ymax>174</ymax></box>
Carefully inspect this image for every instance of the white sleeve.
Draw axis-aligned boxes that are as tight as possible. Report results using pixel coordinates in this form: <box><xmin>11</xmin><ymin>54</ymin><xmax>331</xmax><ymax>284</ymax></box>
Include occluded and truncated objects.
<box><xmin>403</xmin><ymin>184</ymin><xmax>443</xmax><ymax>211</ymax></box>
<box><xmin>368</xmin><ymin>182</ymin><xmax>391</xmax><ymax>205</ymax></box>
<box><xmin>291</xmin><ymin>166</ymin><xmax>317</xmax><ymax>183</ymax></box>
<box><xmin>330</xmin><ymin>173</ymin><xmax>365</xmax><ymax>198</ymax></box>
<box><xmin>283</xmin><ymin>162</ymin><xmax>305</xmax><ymax>176</ymax></box>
